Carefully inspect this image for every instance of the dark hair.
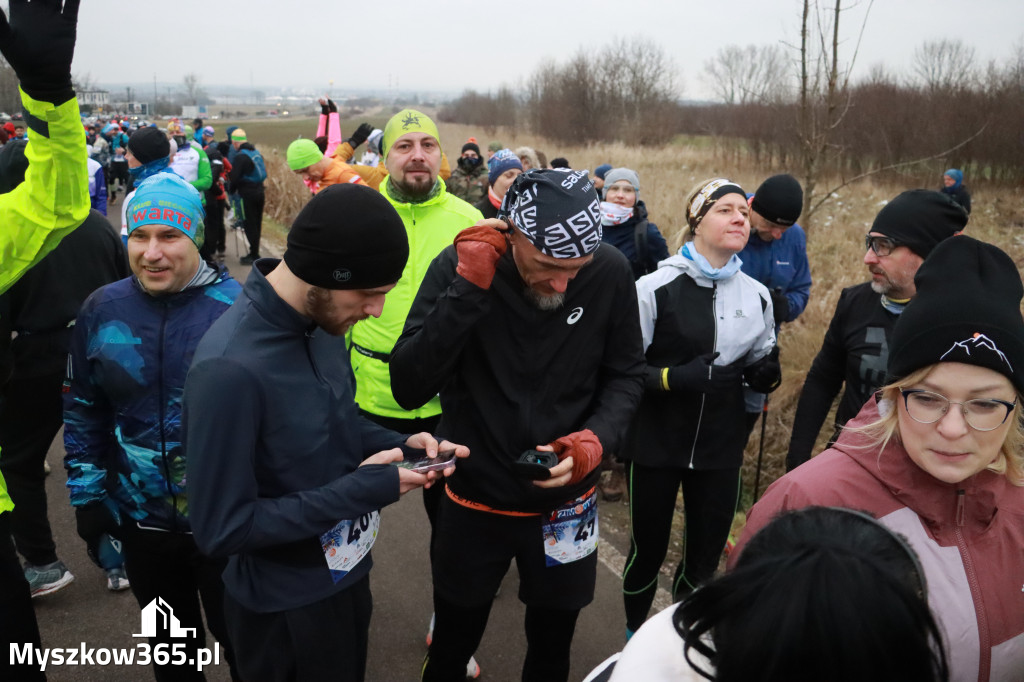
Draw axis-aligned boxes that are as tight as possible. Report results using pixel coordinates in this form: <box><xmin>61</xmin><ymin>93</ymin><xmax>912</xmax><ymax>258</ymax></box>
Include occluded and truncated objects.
<box><xmin>673</xmin><ymin>507</ymin><xmax>949</xmax><ymax>682</ymax></box>
<box><xmin>313</xmin><ymin>135</ymin><xmax>328</xmax><ymax>155</ymax></box>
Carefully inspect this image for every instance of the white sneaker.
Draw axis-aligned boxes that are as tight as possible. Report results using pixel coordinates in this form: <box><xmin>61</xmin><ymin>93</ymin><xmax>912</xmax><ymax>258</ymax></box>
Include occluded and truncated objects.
<box><xmin>106</xmin><ymin>567</ymin><xmax>130</xmax><ymax>592</ymax></box>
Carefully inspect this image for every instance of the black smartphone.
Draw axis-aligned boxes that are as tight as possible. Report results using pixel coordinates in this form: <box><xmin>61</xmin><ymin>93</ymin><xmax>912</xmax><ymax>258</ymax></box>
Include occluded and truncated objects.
<box><xmin>512</xmin><ymin>449</ymin><xmax>559</xmax><ymax>480</ymax></box>
<box><xmin>396</xmin><ymin>449</ymin><xmax>457</xmax><ymax>474</ymax></box>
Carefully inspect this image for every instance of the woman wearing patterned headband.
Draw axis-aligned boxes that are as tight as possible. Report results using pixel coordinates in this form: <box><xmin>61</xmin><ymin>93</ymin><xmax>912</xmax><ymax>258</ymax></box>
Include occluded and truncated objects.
<box><xmin>735</xmin><ymin>236</ymin><xmax>1024</xmax><ymax>682</ymax></box>
<box><xmin>619</xmin><ymin>178</ymin><xmax>782</xmax><ymax>638</ymax></box>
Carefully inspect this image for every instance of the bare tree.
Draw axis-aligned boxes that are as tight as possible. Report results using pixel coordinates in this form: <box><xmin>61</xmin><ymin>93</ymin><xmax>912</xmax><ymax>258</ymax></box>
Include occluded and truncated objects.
<box><xmin>702</xmin><ymin>44</ymin><xmax>790</xmax><ymax>104</ymax></box>
<box><xmin>912</xmin><ymin>39</ymin><xmax>977</xmax><ymax>93</ymax></box>
<box><xmin>796</xmin><ymin>0</ymin><xmax>872</xmax><ymax>228</ymax></box>
<box><xmin>182</xmin><ymin>72</ymin><xmax>206</xmax><ymax>105</ymax></box>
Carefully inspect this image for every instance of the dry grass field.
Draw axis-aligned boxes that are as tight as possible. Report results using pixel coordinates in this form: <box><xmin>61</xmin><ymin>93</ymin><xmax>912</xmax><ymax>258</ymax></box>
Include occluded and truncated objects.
<box><xmin>247</xmin><ymin>113</ymin><xmax>1024</xmax><ymax>506</ymax></box>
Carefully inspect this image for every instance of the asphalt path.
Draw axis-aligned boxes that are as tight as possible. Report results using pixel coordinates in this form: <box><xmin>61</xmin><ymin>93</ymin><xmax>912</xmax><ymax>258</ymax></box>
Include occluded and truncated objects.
<box><xmin>24</xmin><ymin>202</ymin><xmax>673</xmax><ymax>681</ymax></box>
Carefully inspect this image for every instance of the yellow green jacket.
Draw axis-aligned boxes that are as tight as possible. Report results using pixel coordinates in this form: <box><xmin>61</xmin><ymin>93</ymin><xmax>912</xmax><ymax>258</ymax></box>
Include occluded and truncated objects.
<box><xmin>351</xmin><ymin>179</ymin><xmax>482</xmax><ymax>419</ymax></box>
<box><xmin>0</xmin><ymin>90</ymin><xmax>90</xmax><ymax>513</ymax></box>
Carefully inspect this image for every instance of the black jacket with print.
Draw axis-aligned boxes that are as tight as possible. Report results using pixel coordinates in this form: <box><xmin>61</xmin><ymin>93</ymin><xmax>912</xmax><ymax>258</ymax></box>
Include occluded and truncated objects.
<box><xmin>390</xmin><ymin>243</ymin><xmax>645</xmax><ymax>513</ymax></box>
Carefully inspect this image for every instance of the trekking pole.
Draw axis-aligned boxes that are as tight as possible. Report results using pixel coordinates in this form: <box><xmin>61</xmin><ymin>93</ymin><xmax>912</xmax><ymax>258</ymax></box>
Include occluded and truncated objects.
<box><xmin>753</xmin><ymin>395</ymin><xmax>769</xmax><ymax>502</ymax></box>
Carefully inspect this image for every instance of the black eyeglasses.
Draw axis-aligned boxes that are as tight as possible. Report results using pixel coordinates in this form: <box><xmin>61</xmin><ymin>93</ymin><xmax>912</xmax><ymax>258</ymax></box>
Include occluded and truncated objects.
<box><xmin>865</xmin><ymin>235</ymin><xmax>904</xmax><ymax>257</ymax></box>
<box><xmin>900</xmin><ymin>389</ymin><xmax>1017</xmax><ymax>431</ymax></box>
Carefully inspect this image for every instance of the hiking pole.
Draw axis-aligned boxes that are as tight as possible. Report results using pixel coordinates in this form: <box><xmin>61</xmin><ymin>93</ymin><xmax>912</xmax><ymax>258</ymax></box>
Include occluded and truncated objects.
<box><xmin>753</xmin><ymin>395</ymin><xmax>769</xmax><ymax>502</ymax></box>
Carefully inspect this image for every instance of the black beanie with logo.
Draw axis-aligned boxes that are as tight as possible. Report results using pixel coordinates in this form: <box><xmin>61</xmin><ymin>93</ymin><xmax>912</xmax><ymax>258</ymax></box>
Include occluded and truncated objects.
<box><xmin>750</xmin><ymin>174</ymin><xmax>803</xmax><ymax>226</ymax></box>
<box><xmin>870</xmin><ymin>189</ymin><xmax>967</xmax><ymax>259</ymax></box>
<box><xmin>887</xmin><ymin>235</ymin><xmax>1024</xmax><ymax>395</ymax></box>
<box><xmin>283</xmin><ymin>183</ymin><xmax>409</xmax><ymax>290</ymax></box>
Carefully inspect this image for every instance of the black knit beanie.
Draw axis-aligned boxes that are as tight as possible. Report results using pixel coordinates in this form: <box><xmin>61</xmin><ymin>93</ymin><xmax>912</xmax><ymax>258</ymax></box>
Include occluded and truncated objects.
<box><xmin>283</xmin><ymin>184</ymin><xmax>409</xmax><ymax>290</ymax></box>
<box><xmin>887</xmin><ymin>235</ymin><xmax>1024</xmax><ymax>395</ymax></box>
<box><xmin>461</xmin><ymin>142</ymin><xmax>481</xmax><ymax>156</ymax></box>
<box><xmin>750</xmin><ymin>174</ymin><xmax>803</xmax><ymax>226</ymax></box>
<box><xmin>870</xmin><ymin>189</ymin><xmax>967</xmax><ymax>259</ymax></box>
<box><xmin>128</xmin><ymin>127</ymin><xmax>171</xmax><ymax>164</ymax></box>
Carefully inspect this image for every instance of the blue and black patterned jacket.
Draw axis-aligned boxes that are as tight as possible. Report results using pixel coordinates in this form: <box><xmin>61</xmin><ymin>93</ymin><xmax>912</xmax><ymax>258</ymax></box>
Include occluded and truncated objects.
<box><xmin>63</xmin><ymin>272</ymin><xmax>240</xmax><ymax>532</ymax></box>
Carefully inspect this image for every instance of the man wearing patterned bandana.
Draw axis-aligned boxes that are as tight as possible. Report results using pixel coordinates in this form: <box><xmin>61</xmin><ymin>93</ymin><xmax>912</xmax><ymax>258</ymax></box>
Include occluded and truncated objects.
<box><xmin>391</xmin><ymin>169</ymin><xmax>646</xmax><ymax>682</ymax></box>
<box><xmin>63</xmin><ymin>174</ymin><xmax>242</xmax><ymax>681</ymax></box>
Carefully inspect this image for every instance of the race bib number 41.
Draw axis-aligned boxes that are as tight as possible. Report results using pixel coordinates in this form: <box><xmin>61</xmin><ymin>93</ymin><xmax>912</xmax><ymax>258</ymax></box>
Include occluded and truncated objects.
<box><xmin>320</xmin><ymin>511</ymin><xmax>380</xmax><ymax>583</ymax></box>
<box><xmin>542</xmin><ymin>487</ymin><xmax>598</xmax><ymax>567</ymax></box>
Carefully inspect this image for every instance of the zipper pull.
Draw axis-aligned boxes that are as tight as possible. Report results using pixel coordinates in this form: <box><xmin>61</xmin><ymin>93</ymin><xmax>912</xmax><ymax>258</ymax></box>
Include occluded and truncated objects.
<box><xmin>956</xmin><ymin>489</ymin><xmax>966</xmax><ymax>527</ymax></box>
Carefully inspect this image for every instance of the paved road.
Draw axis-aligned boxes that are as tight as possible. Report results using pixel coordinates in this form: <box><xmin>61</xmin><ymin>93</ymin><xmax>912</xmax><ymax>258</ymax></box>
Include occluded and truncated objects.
<box><xmin>25</xmin><ymin>203</ymin><xmax>673</xmax><ymax>681</ymax></box>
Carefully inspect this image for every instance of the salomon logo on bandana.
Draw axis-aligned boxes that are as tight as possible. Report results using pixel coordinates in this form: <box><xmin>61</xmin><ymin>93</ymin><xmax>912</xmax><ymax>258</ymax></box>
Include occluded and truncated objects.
<box><xmin>567</xmin><ymin>307</ymin><xmax>584</xmax><ymax>325</ymax></box>
<box><xmin>940</xmin><ymin>333</ymin><xmax>1013</xmax><ymax>371</ymax></box>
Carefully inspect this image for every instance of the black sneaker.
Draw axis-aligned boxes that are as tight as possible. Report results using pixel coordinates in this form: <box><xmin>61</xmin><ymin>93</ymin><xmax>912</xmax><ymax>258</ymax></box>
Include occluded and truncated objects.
<box><xmin>239</xmin><ymin>254</ymin><xmax>259</xmax><ymax>265</ymax></box>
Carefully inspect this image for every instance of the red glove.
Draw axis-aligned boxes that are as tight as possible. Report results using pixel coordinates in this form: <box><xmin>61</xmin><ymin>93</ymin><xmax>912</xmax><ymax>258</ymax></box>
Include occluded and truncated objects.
<box><xmin>455</xmin><ymin>224</ymin><xmax>507</xmax><ymax>289</ymax></box>
<box><xmin>550</xmin><ymin>429</ymin><xmax>603</xmax><ymax>486</ymax></box>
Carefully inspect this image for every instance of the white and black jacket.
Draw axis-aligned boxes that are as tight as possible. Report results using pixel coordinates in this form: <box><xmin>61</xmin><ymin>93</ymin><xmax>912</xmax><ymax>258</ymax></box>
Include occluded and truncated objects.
<box><xmin>623</xmin><ymin>253</ymin><xmax>776</xmax><ymax>470</ymax></box>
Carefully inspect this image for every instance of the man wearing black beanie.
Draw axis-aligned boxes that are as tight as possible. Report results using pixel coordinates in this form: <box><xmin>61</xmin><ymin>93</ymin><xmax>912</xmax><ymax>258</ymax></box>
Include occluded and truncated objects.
<box><xmin>787</xmin><ymin>189</ymin><xmax>967</xmax><ymax>471</ymax></box>
<box><xmin>183</xmin><ymin>183</ymin><xmax>469</xmax><ymax>681</ymax></box>
<box><xmin>739</xmin><ymin>173</ymin><xmax>812</xmax><ymax>434</ymax></box>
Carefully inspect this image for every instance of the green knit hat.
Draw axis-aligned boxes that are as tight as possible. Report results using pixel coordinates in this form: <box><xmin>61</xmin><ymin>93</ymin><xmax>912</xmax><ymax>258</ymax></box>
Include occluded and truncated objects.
<box><xmin>230</xmin><ymin>128</ymin><xmax>247</xmax><ymax>142</ymax></box>
<box><xmin>287</xmin><ymin>139</ymin><xmax>323</xmax><ymax>171</ymax></box>
<box><xmin>382</xmin><ymin>109</ymin><xmax>439</xmax><ymax>159</ymax></box>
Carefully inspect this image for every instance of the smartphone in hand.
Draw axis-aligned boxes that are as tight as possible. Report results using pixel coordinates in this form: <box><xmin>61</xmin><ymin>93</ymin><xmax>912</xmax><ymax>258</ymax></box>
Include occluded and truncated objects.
<box><xmin>396</xmin><ymin>449</ymin><xmax>457</xmax><ymax>474</ymax></box>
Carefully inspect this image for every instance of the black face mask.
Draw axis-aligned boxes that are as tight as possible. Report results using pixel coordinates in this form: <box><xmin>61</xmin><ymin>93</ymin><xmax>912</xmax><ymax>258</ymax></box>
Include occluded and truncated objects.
<box><xmin>458</xmin><ymin>156</ymin><xmax>482</xmax><ymax>171</ymax></box>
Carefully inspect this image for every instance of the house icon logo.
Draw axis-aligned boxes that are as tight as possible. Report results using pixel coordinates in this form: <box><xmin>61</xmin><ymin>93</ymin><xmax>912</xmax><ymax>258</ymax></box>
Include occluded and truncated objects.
<box><xmin>133</xmin><ymin>597</ymin><xmax>197</xmax><ymax>638</ymax></box>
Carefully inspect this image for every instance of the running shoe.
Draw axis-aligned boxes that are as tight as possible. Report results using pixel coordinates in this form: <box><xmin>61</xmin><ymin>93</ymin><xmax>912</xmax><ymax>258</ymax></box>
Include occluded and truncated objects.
<box><xmin>106</xmin><ymin>567</ymin><xmax>130</xmax><ymax>592</ymax></box>
<box><xmin>24</xmin><ymin>560</ymin><xmax>74</xmax><ymax>598</ymax></box>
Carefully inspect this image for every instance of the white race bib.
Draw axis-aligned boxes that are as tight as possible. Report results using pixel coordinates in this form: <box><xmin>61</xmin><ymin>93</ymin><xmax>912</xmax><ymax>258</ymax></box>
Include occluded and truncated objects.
<box><xmin>320</xmin><ymin>511</ymin><xmax>380</xmax><ymax>583</ymax></box>
<box><xmin>542</xmin><ymin>488</ymin><xmax>598</xmax><ymax>566</ymax></box>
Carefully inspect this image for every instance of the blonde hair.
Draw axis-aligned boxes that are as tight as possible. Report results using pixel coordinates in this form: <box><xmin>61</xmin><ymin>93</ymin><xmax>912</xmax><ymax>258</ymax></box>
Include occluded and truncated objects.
<box><xmin>854</xmin><ymin>365</ymin><xmax>1024</xmax><ymax>486</ymax></box>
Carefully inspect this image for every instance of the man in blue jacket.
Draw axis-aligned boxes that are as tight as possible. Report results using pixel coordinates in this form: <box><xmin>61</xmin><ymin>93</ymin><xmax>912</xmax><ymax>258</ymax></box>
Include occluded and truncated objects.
<box><xmin>739</xmin><ymin>173</ymin><xmax>812</xmax><ymax>432</ymax></box>
<box><xmin>183</xmin><ymin>183</ymin><xmax>466</xmax><ymax>682</ymax></box>
<box><xmin>63</xmin><ymin>174</ymin><xmax>242</xmax><ymax>681</ymax></box>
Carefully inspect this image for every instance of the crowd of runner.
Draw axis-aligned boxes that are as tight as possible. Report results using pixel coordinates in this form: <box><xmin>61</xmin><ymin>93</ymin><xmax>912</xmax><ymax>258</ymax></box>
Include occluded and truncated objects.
<box><xmin>0</xmin><ymin>3</ymin><xmax>1018</xmax><ymax>682</ymax></box>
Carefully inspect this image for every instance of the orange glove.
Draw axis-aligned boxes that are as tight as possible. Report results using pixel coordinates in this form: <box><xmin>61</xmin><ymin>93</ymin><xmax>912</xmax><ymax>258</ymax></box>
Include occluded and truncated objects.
<box><xmin>455</xmin><ymin>223</ymin><xmax>508</xmax><ymax>289</ymax></box>
<box><xmin>550</xmin><ymin>429</ymin><xmax>603</xmax><ymax>486</ymax></box>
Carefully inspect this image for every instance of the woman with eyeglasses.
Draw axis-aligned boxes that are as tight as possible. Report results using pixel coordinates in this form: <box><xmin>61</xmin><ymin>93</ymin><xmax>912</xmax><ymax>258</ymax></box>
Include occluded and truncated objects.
<box><xmin>620</xmin><ymin>178</ymin><xmax>781</xmax><ymax>638</ymax></box>
<box><xmin>736</xmin><ymin>235</ymin><xmax>1024</xmax><ymax>682</ymax></box>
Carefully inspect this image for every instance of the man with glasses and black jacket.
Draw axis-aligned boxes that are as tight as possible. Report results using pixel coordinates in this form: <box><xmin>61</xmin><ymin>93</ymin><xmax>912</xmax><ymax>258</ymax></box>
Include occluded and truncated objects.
<box><xmin>786</xmin><ymin>190</ymin><xmax>966</xmax><ymax>472</ymax></box>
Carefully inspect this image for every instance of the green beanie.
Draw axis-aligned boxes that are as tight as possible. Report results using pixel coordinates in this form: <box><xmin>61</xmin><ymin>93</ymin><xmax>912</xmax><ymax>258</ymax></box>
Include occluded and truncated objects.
<box><xmin>287</xmin><ymin>139</ymin><xmax>324</xmax><ymax>171</ymax></box>
<box><xmin>382</xmin><ymin>109</ymin><xmax>439</xmax><ymax>159</ymax></box>
<box><xmin>231</xmin><ymin>128</ymin><xmax>247</xmax><ymax>142</ymax></box>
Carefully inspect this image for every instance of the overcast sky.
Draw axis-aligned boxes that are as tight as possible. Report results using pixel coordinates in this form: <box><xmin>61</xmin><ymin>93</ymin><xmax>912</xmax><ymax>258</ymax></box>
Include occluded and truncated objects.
<box><xmin>73</xmin><ymin>0</ymin><xmax>1022</xmax><ymax>100</ymax></box>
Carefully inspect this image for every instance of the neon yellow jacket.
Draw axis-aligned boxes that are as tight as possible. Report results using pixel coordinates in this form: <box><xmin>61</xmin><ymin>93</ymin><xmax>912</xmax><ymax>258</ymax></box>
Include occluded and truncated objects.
<box><xmin>0</xmin><ymin>89</ymin><xmax>89</xmax><ymax>514</ymax></box>
<box><xmin>350</xmin><ymin>179</ymin><xmax>482</xmax><ymax>420</ymax></box>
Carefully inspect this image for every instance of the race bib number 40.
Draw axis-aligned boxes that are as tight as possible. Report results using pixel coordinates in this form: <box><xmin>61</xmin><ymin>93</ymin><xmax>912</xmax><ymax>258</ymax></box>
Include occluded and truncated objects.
<box><xmin>542</xmin><ymin>487</ymin><xmax>598</xmax><ymax>567</ymax></box>
<box><xmin>320</xmin><ymin>511</ymin><xmax>380</xmax><ymax>583</ymax></box>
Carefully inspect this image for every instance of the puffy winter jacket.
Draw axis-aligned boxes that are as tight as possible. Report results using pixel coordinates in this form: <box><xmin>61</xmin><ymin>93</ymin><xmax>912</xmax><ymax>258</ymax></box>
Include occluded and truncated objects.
<box><xmin>63</xmin><ymin>273</ymin><xmax>241</xmax><ymax>531</ymax></box>
<box><xmin>738</xmin><ymin>399</ymin><xmax>1024</xmax><ymax>682</ymax></box>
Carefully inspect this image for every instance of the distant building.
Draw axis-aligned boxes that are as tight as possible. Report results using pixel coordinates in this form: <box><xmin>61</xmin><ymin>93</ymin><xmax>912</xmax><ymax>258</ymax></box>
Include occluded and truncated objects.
<box><xmin>78</xmin><ymin>90</ymin><xmax>109</xmax><ymax>107</ymax></box>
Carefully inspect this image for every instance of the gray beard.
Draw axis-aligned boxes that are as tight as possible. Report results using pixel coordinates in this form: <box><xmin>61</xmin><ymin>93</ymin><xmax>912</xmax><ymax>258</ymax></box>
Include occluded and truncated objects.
<box><xmin>524</xmin><ymin>287</ymin><xmax>565</xmax><ymax>311</ymax></box>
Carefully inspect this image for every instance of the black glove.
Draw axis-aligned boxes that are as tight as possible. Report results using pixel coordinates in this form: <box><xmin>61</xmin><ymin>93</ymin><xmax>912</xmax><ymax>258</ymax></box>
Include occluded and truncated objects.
<box><xmin>75</xmin><ymin>502</ymin><xmax>116</xmax><ymax>544</ymax></box>
<box><xmin>320</xmin><ymin>100</ymin><xmax>330</xmax><ymax>116</ymax></box>
<box><xmin>744</xmin><ymin>346</ymin><xmax>782</xmax><ymax>394</ymax></box>
<box><xmin>0</xmin><ymin>0</ymin><xmax>80</xmax><ymax>104</ymax></box>
<box><xmin>667</xmin><ymin>352</ymin><xmax>743</xmax><ymax>394</ymax></box>
<box><xmin>347</xmin><ymin>122</ymin><xmax>374</xmax><ymax>148</ymax></box>
<box><xmin>328</xmin><ymin>98</ymin><xmax>337</xmax><ymax>113</ymax></box>
<box><xmin>770</xmin><ymin>288</ymin><xmax>790</xmax><ymax>328</ymax></box>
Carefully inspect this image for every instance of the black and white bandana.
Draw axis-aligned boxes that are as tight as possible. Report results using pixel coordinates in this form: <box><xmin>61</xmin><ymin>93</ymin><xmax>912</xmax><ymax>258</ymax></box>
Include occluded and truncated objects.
<box><xmin>500</xmin><ymin>168</ymin><xmax>603</xmax><ymax>258</ymax></box>
<box><xmin>687</xmin><ymin>178</ymin><xmax>746</xmax><ymax>230</ymax></box>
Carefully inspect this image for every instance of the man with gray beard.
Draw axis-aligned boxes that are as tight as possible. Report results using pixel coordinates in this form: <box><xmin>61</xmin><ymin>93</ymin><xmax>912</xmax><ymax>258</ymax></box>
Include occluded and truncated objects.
<box><xmin>785</xmin><ymin>190</ymin><xmax>966</xmax><ymax>471</ymax></box>
<box><xmin>390</xmin><ymin>169</ymin><xmax>645</xmax><ymax>682</ymax></box>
